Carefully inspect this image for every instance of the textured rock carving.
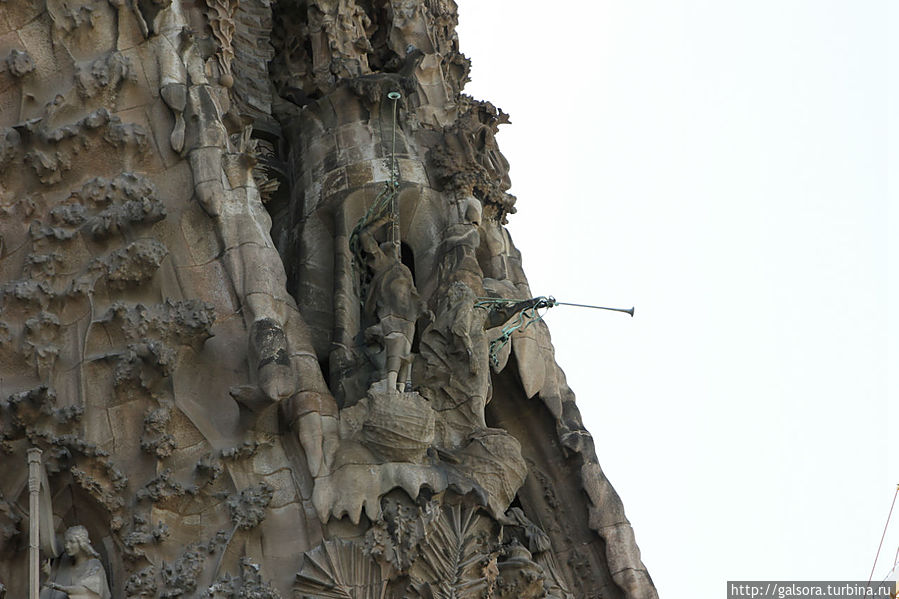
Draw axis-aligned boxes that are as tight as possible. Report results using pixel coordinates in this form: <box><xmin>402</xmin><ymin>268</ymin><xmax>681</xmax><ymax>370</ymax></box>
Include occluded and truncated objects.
<box><xmin>229</xmin><ymin>0</ymin><xmax>276</xmax><ymax>122</ymax></box>
<box><xmin>507</xmin><ymin>507</ymin><xmax>573</xmax><ymax>599</ymax></box>
<box><xmin>124</xmin><ymin>566</ymin><xmax>158</xmax><ymax>598</ymax></box>
<box><xmin>417</xmin><ymin>282</ymin><xmax>490</xmax><ymax>435</ymax></box>
<box><xmin>140</xmin><ymin>407</ymin><xmax>176</xmax><ymax>458</ymax></box>
<box><xmin>136</xmin><ymin>468</ymin><xmax>198</xmax><ymax>505</ymax></box>
<box><xmin>46</xmin><ymin>0</ymin><xmax>96</xmax><ymax>32</ymax></box>
<box><xmin>21</xmin><ymin>110</ymin><xmax>148</xmax><ymax>186</ymax></box>
<box><xmin>202</xmin><ymin>0</ymin><xmax>239</xmax><ymax>87</ymax></box>
<box><xmin>129</xmin><ymin>0</ymin><xmax>174</xmax><ymax>37</ymax></box>
<box><xmin>307</xmin><ymin>0</ymin><xmax>373</xmax><ymax>92</ymax></box>
<box><xmin>0</xmin><ymin>0</ymin><xmax>656</xmax><ymax>597</ymax></box>
<box><xmin>310</xmin><ymin>394</ymin><xmax>526</xmax><ymax>524</ymax></box>
<box><xmin>74</xmin><ymin>52</ymin><xmax>133</xmax><ymax>101</ymax></box>
<box><xmin>361</xmin><ymin>390</ymin><xmax>434</xmax><ymax>462</ymax></box>
<box><xmin>23</xmin><ymin>311</ymin><xmax>62</xmax><ymax>376</ymax></box>
<box><xmin>1</xmin><ymin>388</ymin><xmax>129</xmax><ymax>529</ymax></box>
<box><xmin>157</xmin><ymin>5</ymin><xmax>332</xmax><ymax>421</ymax></box>
<box><xmin>294</xmin><ymin>497</ymin><xmax>558</xmax><ymax>599</ymax></box>
<box><xmin>100</xmin><ymin>239</ymin><xmax>168</xmax><ymax>288</ymax></box>
<box><xmin>0</xmin><ymin>128</ymin><xmax>22</xmax><ymax>171</ymax></box>
<box><xmin>51</xmin><ymin>173</ymin><xmax>165</xmax><ymax>234</ymax></box>
<box><xmin>227</xmin><ymin>483</ymin><xmax>273</xmax><ymax>530</ymax></box>
<box><xmin>0</xmin><ymin>493</ymin><xmax>21</xmax><ymax>547</ymax></box>
<box><xmin>293</xmin><ymin>538</ymin><xmax>391</xmax><ymax>599</ymax></box>
<box><xmin>207</xmin><ymin>557</ymin><xmax>281</xmax><ymax>599</ymax></box>
<box><xmin>5</xmin><ymin>49</ymin><xmax>35</xmax><ymax>78</ymax></box>
<box><xmin>403</xmin><ymin>503</ymin><xmax>500</xmax><ymax>598</ymax></box>
<box><xmin>102</xmin><ymin>300</ymin><xmax>215</xmax><ymax>348</ymax></box>
<box><xmin>430</xmin><ymin>100</ymin><xmax>515</xmax><ymax>218</ymax></box>
<box><xmin>123</xmin><ymin>516</ymin><xmax>170</xmax><ymax>562</ymax></box>
<box><xmin>161</xmin><ymin>544</ymin><xmax>206</xmax><ymax>597</ymax></box>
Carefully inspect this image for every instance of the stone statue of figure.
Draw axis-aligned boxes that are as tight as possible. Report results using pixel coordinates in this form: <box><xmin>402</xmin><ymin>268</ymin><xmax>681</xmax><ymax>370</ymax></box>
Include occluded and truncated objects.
<box><xmin>309</xmin><ymin>0</ymin><xmax>372</xmax><ymax>84</ymax></box>
<box><xmin>359</xmin><ymin>226</ymin><xmax>426</xmax><ymax>392</ymax></box>
<box><xmin>40</xmin><ymin>526</ymin><xmax>110</xmax><ymax>599</ymax></box>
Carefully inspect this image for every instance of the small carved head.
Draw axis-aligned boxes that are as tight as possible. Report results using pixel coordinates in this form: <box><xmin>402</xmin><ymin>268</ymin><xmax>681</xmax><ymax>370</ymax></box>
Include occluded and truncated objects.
<box><xmin>63</xmin><ymin>525</ymin><xmax>100</xmax><ymax>559</ymax></box>
<box><xmin>391</xmin><ymin>0</ymin><xmax>419</xmax><ymax>21</ymax></box>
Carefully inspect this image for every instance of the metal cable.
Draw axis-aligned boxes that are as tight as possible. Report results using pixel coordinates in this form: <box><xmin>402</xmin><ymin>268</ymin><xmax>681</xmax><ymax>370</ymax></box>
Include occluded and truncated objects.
<box><xmin>868</xmin><ymin>485</ymin><xmax>899</xmax><ymax>586</ymax></box>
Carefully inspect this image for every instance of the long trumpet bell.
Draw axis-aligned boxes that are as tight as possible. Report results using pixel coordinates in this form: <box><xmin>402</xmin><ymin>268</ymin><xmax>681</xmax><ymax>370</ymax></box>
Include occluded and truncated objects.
<box><xmin>551</xmin><ymin>299</ymin><xmax>635</xmax><ymax>317</ymax></box>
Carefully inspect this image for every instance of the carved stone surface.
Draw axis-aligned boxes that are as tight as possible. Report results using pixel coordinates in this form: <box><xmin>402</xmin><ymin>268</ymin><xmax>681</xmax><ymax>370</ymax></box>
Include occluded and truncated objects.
<box><xmin>0</xmin><ymin>1</ymin><xmax>657</xmax><ymax>597</ymax></box>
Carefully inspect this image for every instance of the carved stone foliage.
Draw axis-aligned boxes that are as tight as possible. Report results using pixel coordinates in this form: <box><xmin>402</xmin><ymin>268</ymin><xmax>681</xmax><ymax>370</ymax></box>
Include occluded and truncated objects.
<box><xmin>229</xmin><ymin>0</ymin><xmax>277</xmax><ymax>123</ymax></box>
<box><xmin>123</xmin><ymin>515</ymin><xmax>170</xmax><ymax>562</ymax></box>
<box><xmin>0</xmin><ymin>387</ymin><xmax>128</xmax><ymax>520</ymax></box>
<box><xmin>0</xmin><ymin>173</ymin><xmax>168</xmax><ymax>385</ymax></box>
<box><xmin>206</xmin><ymin>557</ymin><xmax>282</xmax><ymax>598</ymax></box>
<box><xmin>21</xmin><ymin>110</ymin><xmax>148</xmax><ymax>186</ymax></box>
<box><xmin>141</xmin><ymin>406</ymin><xmax>176</xmax><ymax>459</ymax></box>
<box><xmin>203</xmin><ymin>0</ymin><xmax>239</xmax><ymax>87</ymax></box>
<box><xmin>428</xmin><ymin>99</ymin><xmax>515</xmax><ymax>220</ymax></box>
<box><xmin>294</xmin><ymin>539</ymin><xmax>392</xmax><ymax>599</ymax></box>
<box><xmin>0</xmin><ymin>493</ymin><xmax>21</xmax><ymax>547</ymax></box>
<box><xmin>227</xmin><ymin>483</ymin><xmax>274</xmax><ymax>530</ymax></box>
<box><xmin>402</xmin><ymin>503</ymin><xmax>501</xmax><ymax>598</ymax></box>
<box><xmin>295</xmin><ymin>494</ymin><xmax>559</xmax><ymax>599</ymax></box>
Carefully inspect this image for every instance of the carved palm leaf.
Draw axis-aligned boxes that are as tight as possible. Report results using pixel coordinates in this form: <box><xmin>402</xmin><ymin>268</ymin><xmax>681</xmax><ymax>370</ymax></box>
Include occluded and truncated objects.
<box><xmin>294</xmin><ymin>539</ymin><xmax>389</xmax><ymax>599</ymax></box>
<box><xmin>407</xmin><ymin>505</ymin><xmax>495</xmax><ymax>599</ymax></box>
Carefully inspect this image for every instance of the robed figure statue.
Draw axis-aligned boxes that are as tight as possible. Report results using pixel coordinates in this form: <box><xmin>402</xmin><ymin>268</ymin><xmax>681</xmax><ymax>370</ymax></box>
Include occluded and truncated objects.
<box><xmin>40</xmin><ymin>526</ymin><xmax>110</xmax><ymax>599</ymax></box>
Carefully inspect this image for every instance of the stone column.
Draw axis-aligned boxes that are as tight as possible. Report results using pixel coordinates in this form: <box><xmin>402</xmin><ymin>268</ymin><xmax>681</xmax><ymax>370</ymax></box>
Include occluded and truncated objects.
<box><xmin>27</xmin><ymin>448</ymin><xmax>42</xmax><ymax>599</ymax></box>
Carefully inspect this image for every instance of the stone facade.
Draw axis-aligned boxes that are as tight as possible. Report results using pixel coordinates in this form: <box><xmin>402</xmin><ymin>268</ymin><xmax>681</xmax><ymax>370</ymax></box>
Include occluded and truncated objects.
<box><xmin>0</xmin><ymin>1</ymin><xmax>657</xmax><ymax>597</ymax></box>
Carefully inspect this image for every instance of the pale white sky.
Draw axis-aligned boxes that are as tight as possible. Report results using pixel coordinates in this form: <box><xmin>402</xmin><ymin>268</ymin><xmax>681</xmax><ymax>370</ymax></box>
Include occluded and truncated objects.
<box><xmin>457</xmin><ymin>2</ymin><xmax>896</xmax><ymax>596</ymax></box>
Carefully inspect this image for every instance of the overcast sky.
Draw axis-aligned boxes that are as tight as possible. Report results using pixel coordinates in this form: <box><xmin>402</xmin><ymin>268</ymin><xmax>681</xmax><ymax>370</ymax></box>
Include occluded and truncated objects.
<box><xmin>456</xmin><ymin>2</ymin><xmax>896</xmax><ymax>596</ymax></box>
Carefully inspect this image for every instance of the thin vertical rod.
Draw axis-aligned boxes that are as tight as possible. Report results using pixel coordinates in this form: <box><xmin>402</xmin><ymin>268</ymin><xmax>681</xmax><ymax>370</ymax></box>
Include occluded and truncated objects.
<box><xmin>868</xmin><ymin>485</ymin><xmax>899</xmax><ymax>585</ymax></box>
<box><xmin>390</xmin><ymin>95</ymin><xmax>398</xmax><ymax>187</ymax></box>
<box><xmin>390</xmin><ymin>94</ymin><xmax>400</xmax><ymax>255</ymax></box>
<box><xmin>27</xmin><ymin>448</ymin><xmax>42</xmax><ymax>599</ymax></box>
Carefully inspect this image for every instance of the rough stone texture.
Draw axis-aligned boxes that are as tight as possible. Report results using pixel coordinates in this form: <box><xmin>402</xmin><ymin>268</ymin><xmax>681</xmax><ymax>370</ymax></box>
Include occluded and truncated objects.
<box><xmin>0</xmin><ymin>1</ymin><xmax>657</xmax><ymax>597</ymax></box>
